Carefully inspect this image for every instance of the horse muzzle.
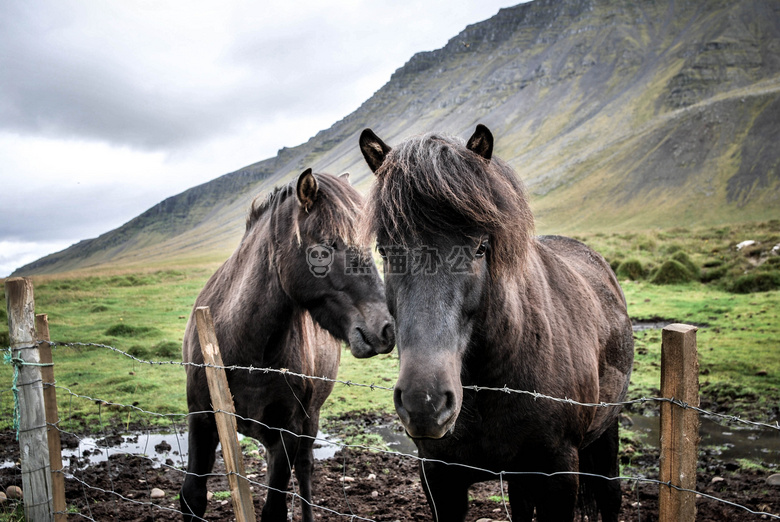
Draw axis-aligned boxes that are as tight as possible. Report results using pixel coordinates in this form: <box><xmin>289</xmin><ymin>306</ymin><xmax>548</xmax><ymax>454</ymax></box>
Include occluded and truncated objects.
<box><xmin>347</xmin><ymin>314</ymin><xmax>395</xmax><ymax>358</ymax></box>
<box><xmin>393</xmin><ymin>352</ymin><xmax>463</xmax><ymax>439</ymax></box>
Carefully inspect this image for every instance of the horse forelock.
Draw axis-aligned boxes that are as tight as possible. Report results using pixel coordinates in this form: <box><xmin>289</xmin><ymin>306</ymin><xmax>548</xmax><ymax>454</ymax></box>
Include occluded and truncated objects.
<box><xmin>247</xmin><ymin>173</ymin><xmax>366</xmax><ymax>258</ymax></box>
<box><xmin>362</xmin><ymin>132</ymin><xmax>535</xmax><ymax>276</ymax></box>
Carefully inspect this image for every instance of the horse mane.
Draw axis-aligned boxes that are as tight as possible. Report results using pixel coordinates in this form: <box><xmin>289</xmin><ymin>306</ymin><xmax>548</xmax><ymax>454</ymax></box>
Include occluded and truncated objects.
<box><xmin>247</xmin><ymin>172</ymin><xmax>365</xmax><ymax>249</ymax></box>
<box><xmin>362</xmin><ymin>132</ymin><xmax>535</xmax><ymax>276</ymax></box>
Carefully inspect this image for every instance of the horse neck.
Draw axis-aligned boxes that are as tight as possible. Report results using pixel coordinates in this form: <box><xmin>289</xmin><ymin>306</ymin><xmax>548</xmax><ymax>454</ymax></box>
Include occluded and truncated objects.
<box><xmin>213</xmin><ymin>220</ymin><xmax>296</xmax><ymax>360</ymax></box>
<box><xmin>472</xmin><ymin>249</ymin><xmax>543</xmax><ymax>384</ymax></box>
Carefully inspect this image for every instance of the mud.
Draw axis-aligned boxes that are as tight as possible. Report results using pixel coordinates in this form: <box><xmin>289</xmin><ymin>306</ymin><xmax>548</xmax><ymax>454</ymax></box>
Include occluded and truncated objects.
<box><xmin>0</xmin><ymin>414</ymin><xmax>778</xmax><ymax>521</ymax></box>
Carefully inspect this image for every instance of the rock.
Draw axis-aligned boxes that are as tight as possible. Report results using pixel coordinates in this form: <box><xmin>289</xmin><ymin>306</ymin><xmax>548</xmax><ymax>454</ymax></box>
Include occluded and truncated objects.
<box><xmin>736</xmin><ymin>240</ymin><xmax>756</xmax><ymax>251</ymax></box>
<box><xmin>6</xmin><ymin>486</ymin><xmax>22</xmax><ymax>499</ymax></box>
<box><xmin>150</xmin><ymin>488</ymin><xmax>165</xmax><ymax>499</ymax></box>
<box><xmin>367</xmin><ymin>473</ymin><xmax>376</xmax><ymax>480</ymax></box>
<box><xmin>154</xmin><ymin>440</ymin><xmax>171</xmax><ymax>453</ymax></box>
<box><xmin>371</xmin><ymin>490</ymin><xmax>379</xmax><ymax>498</ymax></box>
<box><xmin>767</xmin><ymin>474</ymin><xmax>780</xmax><ymax>486</ymax></box>
<box><xmin>207</xmin><ymin>491</ymin><xmax>214</xmax><ymax>501</ymax></box>
<box><xmin>0</xmin><ymin>491</ymin><xmax>6</xmax><ymax>503</ymax></box>
<box><xmin>339</xmin><ymin>476</ymin><xmax>355</xmax><ymax>482</ymax></box>
<box><xmin>711</xmin><ymin>476</ymin><xmax>725</xmax><ymax>484</ymax></box>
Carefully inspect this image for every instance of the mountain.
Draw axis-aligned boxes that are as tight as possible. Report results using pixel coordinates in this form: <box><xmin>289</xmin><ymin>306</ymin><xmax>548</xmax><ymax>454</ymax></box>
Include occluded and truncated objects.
<box><xmin>14</xmin><ymin>0</ymin><xmax>780</xmax><ymax>276</ymax></box>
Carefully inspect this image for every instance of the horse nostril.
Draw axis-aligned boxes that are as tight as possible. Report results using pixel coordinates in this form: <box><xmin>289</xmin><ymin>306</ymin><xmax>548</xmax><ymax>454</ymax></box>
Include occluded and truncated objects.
<box><xmin>435</xmin><ymin>391</ymin><xmax>457</xmax><ymax>426</ymax></box>
<box><xmin>381</xmin><ymin>321</ymin><xmax>395</xmax><ymax>344</ymax></box>
<box><xmin>393</xmin><ymin>388</ymin><xmax>410</xmax><ymax>424</ymax></box>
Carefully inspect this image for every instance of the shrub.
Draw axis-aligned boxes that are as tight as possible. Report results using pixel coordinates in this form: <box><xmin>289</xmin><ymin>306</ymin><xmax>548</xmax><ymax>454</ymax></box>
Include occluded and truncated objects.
<box><xmin>127</xmin><ymin>345</ymin><xmax>148</xmax><ymax>358</ymax></box>
<box><xmin>152</xmin><ymin>341</ymin><xmax>181</xmax><ymax>359</ymax></box>
<box><xmin>701</xmin><ymin>265</ymin><xmax>729</xmax><ymax>283</ymax></box>
<box><xmin>650</xmin><ymin>260</ymin><xmax>694</xmax><ymax>284</ymax></box>
<box><xmin>616</xmin><ymin>259</ymin><xmax>645</xmax><ymax>281</ymax></box>
<box><xmin>663</xmin><ymin>244</ymin><xmax>684</xmax><ymax>255</ymax></box>
<box><xmin>105</xmin><ymin>324</ymin><xmax>157</xmax><ymax>337</ymax></box>
<box><xmin>670</xmin><ymin>251</ymin><xmax>700</xmax><ymax>280</ymax></box>
<box><xmin>727</xmin><ymin>273</ymin><xmax>780</xmax><ymax>294</ymax></box>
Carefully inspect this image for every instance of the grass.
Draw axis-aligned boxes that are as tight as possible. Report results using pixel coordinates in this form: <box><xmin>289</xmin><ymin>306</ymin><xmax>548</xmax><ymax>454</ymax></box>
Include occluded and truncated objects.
<box><xmin>1</xmin><ymin>221</ymin><xmax>778</xmax><ymax>442</ymax></box>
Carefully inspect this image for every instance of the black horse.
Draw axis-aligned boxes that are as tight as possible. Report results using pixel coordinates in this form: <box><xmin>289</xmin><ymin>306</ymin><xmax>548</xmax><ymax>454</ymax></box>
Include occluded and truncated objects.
<box><xmin>359</xmin><ymin>125</ymin><xmax>634</xmax><ymax>521</ymax></box>
<box><xmin>180</xmin><ymin>169</ymin><xmax>395</xmax><ymax>521</ymax></box>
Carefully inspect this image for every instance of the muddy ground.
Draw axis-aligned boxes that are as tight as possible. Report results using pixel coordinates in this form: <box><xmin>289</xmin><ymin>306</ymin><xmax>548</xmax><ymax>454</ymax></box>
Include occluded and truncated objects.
<box><xmin>1</xmin><ymin>413</ymin><xmax>778</xmax><ymax>521</ymax></box>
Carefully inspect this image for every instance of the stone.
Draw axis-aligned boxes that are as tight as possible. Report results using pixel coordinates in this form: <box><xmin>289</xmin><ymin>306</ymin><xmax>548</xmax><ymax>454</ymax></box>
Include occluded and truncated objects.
<box><xmin>6</xmin><ymin>486</ymin><xmax>22</xmax><ymax>499</ymax></box>
<box><xmin>711</xmin><ymin>476</ymin><xmax>725</xmax><ymax>484</ymax></box>
<box><xmin>207</xmin><ymin>491</ymin><xmax>214</xmax><ymax>501</ymax></box>
<box><xmin>0</xmin><ymin>491</ymin><xmax>6</xmax><ymax>503</ymax></box>
<box><xmin>767</xmin><ymin>474</ymin><xmax>780</xmax><ymax>486</ymax></box>
<box><xmin>150</xmin><ymin>488</ymin><xmax>165</xmax><ymax>499</ymax></box>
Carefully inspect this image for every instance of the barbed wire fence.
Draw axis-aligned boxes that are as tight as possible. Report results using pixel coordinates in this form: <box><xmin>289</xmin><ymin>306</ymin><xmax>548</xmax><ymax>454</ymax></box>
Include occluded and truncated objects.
<box><xmin>2</xmin><ymin>279</ymin><xmax>779</xmax><ymax>521</ymax></box>
<box><xmin>3</xmin><ymin>338</ymin><xmax>779</xmax><ymax>521</ymax></box>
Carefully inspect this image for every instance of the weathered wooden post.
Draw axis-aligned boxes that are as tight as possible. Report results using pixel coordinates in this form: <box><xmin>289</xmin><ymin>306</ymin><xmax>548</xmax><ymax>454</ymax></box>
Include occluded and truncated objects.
<box><xmin>659</xmin><ymin>323</ymin><xmax>700</xmax><ymax>522</ymax></box>
<box><xmin>36</xmin><ymin>313</ymin><xmax>67</xmax><ymax>521</ymax></box>
<box><xmin>5</xmin><ymin>277</ymin><xmax>54</xmax><ymax>521</ymax></box>
<box><xmin>194</xmin><ymin>306</ymin><xmax>256</xmax><ymax>522</ymax></box>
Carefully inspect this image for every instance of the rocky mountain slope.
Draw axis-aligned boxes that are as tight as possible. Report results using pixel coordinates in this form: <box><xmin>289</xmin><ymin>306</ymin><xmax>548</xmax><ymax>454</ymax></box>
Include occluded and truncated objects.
<box><xmin>15</xmin><ymin>0</ymin><xmax>780</xmax><ymax>275</ymax></box>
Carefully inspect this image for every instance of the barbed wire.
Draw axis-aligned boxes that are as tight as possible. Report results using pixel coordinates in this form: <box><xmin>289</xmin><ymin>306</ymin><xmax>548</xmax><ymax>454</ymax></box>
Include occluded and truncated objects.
<box><xmin>19</xmin><ymin>340</ymin><xmax>780</xmax><ymax>432</ymax></box>
<box><xmin>36</xmin><ymin>383</ymin><xmax>780</xmax><ymax>520</ymax></box>
<box><xmin>2</xmin><ymin>340</ymin><xmax>779</xmax><ymax>520</ymax></box>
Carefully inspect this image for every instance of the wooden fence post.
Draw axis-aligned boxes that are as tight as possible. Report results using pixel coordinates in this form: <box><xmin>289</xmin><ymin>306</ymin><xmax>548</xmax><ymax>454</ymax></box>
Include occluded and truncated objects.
<box><xmin>5</xmin><ymin>277</ymin><xmax>54</xmax><ymax>521</ymax></box>
<box><xmin>36</xmin><ymin>313</ymin><xmax>67</xmax><ymax>521</ymax></box>
<box><xmin>659</xmin><ymin>323</ymin><xmax>700</xmax><ymax>522</ymax></box>
<box><xmin>194</xmin><ymin>306</ymin><xmax>256</xmax><ymax>522</ymax></box>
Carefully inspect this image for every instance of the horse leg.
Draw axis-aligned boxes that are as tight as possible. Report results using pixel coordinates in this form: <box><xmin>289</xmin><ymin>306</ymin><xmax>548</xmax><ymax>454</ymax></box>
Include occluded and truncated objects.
<box><xmin>180</xmin><ymin>412</ymin><xmax>219</xmax><ymax>521</ymax></box>
<box><xmin>580</xmin><ymin>417</ymin><xmax>622</xmax><ymax>522</ymax></box>
<box><xmin>533</xmin><ymin>446</ymin><xmax>579</xmax><ymax>522</ymax></box>
<box><xmin>507</xmin><ymin>477</ymin><xmax>535</xmax><ymax>522</ymax></box>
<box><xmin>261</xmin><ymin>430</ymin><xmax>299</xmax><ymax>522</ymax></box>
<box><xmin>419</xmin><ymin>460</ymin><xmax>470</xmax><ymax>522</ymax></box>
<box><xmin>293</xmin><ymin>414</ymin><xmax>320</xmax><ymax>522</ymax></box>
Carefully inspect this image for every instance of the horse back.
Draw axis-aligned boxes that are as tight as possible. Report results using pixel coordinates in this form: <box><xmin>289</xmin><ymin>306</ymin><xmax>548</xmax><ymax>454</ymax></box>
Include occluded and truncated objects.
<box><xmin>536</xmin><ymin>235</ymin><xmax>634</xmax><ymax>442</ymax></box>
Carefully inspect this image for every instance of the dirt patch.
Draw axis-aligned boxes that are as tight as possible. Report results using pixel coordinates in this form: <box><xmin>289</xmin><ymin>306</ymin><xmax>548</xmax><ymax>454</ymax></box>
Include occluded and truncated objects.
<box><xmin>1</xmin><ymin>415</ymin><xmax>778</xmax><ymax>521</ymax></box>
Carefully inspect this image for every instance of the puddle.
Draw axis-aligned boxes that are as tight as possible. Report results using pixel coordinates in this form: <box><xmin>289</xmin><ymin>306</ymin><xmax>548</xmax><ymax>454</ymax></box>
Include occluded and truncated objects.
<box><xmin>632</xmin><ymin>320</ymin><xmax>675</xmax><ymax>331</ymax></box>
<box><xmin>367</xmin><ymin>423</ymin><xmax>417</xmax><ymax>456</ymax></box>
<box><xmin>631</xmin><ymin>319</ymin><xmax>708</xmax><ymax>332</ymax></box>
<box><xmin>364</xmin><ymin>417</ymin><xmax>779</xmax><ymax>464</ymax></box>
<box><xmin>628</xmin><ymin>414</ymin><xmax>780</xmax><ymax>462</ymax></box>
<box><xmin>3</xmin><ymin>416</ymin><xmax>774</xmax><ymax>470</ymax></box>
<box><xmin>2</xmin><ymin>429</ymin><xmax>340</xmax><ymax>470</ymax></box>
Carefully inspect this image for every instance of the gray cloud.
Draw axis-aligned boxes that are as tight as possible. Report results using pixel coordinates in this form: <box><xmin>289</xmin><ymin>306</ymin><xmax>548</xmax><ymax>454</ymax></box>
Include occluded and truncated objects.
<box><xmin>0</xmin><ymin>0</ymin><xmax>522</xmax><ymax>276</ymax></box>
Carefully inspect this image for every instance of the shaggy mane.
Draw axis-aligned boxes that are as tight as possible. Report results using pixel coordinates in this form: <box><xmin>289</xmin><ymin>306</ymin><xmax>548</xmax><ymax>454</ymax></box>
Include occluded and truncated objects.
<box><xmin>362</xmin><ymin>132</ymin><xmax>534</xmax><ymax>276</ymax></box>
<box><xmin>248</xmin><ymin>173</ymin><xmax>365</xmax><ymax>248</ymax></box>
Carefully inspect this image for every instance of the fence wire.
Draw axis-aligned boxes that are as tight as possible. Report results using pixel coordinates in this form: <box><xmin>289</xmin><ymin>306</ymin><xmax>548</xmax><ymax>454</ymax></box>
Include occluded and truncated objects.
<box><xmin>2</xmin><ymin>340</ymin><xmax>779</xmax><ymax>521</ymax></box>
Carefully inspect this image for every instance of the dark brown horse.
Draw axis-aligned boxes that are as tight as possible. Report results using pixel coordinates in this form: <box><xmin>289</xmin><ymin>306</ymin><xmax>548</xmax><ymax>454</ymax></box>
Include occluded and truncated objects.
<box><xmin>180</xmin><ymin>169</ymin><xmax>395</xmax><ymax>521</ymax></box>
<box><xmin>359</xmin><ymin>125</ymin><xmax>634</xmax><ymax>521</ymax></box>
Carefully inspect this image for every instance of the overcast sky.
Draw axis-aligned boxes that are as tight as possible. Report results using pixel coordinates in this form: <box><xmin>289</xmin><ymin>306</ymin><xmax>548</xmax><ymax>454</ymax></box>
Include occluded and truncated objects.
<box><xmin>0</xmin><ymin>0</ymin><xmax>524</xmax><ymax>277</ymax></box>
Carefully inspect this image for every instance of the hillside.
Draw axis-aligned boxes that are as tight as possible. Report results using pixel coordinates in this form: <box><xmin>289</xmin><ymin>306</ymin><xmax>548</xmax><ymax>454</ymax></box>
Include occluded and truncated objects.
<box><xmin>14</xmin><ymin>0</ymin><xmax>780</xmax><ymax>276</ymax></box>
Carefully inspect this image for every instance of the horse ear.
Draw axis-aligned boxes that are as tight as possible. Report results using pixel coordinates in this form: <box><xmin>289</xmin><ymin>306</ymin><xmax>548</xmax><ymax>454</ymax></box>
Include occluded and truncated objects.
<box><xmin>339</xmin><ymin>172</ymin><xmax>350</xmax><ymax>184</ymax></box>
<box><xmin>359</xmin><ymin>128</ymin><xmax>391</xmax><ymax>174</ymax></box>
<box><xmin>296</xmin><ymin>168</ymin><xmax>318</xmax><ymax>212</ymax></box>
<box><xmin>466</xmin><ymin>124</ymin><xmax>493</xmax><ymax>161</ymax></box>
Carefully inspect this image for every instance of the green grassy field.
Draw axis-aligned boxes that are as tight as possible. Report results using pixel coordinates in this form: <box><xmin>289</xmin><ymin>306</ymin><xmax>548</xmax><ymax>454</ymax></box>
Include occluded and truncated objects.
<box><xmin>1</xmin><ymin>221</ymin><xmax>778</xmax><ymax>435</ymax></box>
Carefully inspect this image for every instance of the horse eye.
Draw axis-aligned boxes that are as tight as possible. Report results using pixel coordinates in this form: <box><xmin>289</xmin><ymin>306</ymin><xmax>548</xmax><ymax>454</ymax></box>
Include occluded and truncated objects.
<box><xmin>377</xmin><ymin>246</ymin><xmax>387</xmax><ymax>258</ymax></box>
<box><xmin>475</xmin><ymin>240</ymin><xmax>489</xmax><ymax>259</ymax></box>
